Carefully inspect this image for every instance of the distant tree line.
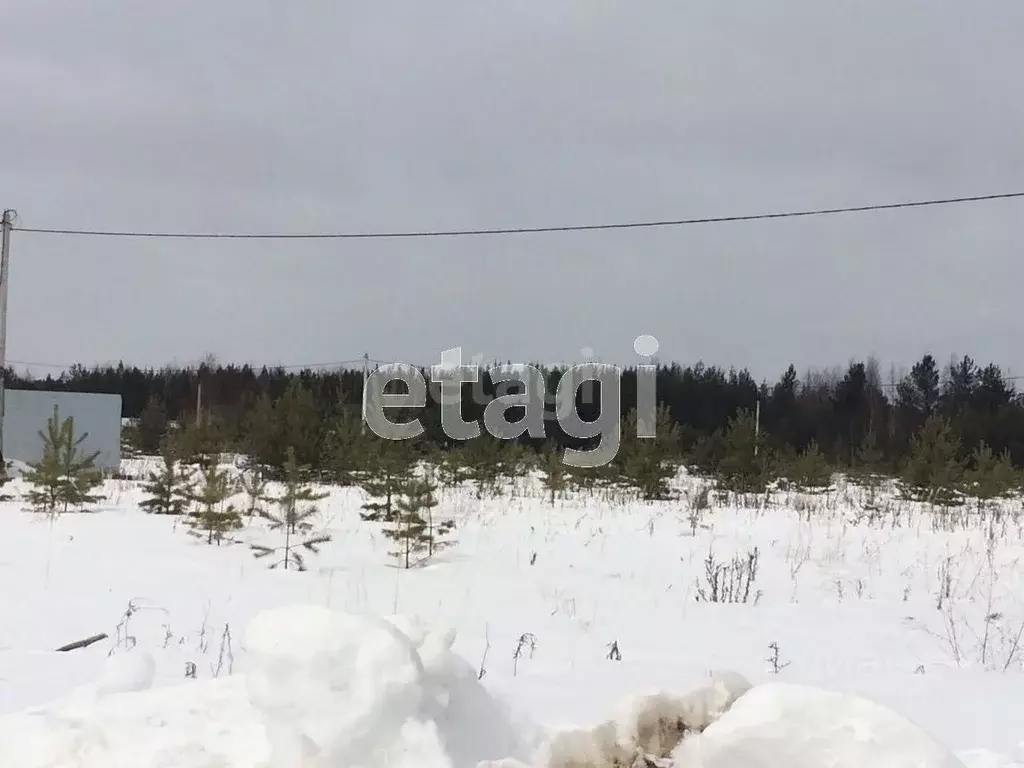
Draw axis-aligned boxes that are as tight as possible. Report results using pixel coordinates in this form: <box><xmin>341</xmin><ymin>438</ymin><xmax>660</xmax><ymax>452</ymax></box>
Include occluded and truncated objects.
<box><xmin>7</xmin><ymin>353</ymin><xmax>1024</xmax><ymax>485</ymax></box>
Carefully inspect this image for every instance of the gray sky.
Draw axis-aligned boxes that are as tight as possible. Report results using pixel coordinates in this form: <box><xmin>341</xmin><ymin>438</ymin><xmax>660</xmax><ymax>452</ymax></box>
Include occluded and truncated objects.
<box><xmin>3</xmin><ymin>1</ymin><xmax>1023</xmax><ymax>384</ymax></box>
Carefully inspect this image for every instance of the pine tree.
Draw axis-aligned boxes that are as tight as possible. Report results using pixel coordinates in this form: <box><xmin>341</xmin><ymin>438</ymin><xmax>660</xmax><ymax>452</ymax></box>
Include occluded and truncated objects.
<box><xmin>237</xmin><ymin>458</ymin><xmax>274</xmax><ymax>524</ymax></box>
<box><xmin>436</xmin><ymin>449</ymin><xmax>467</xmax><ymax>489</ymax></box>
<box><xmin>853</xmin><ymin>429</ymin><xmax>885</xmax><ymax>478</ymax></box>
<box><xmin>964</xmin><ymin>441</ymin><xmax>1018</xmax><ymax>514</ymax></box>
<box><xmin>788</xmin><ymin>440</ymin><xmax>833</xmax><ymax>493</ymax></box>
<box><xmin>901</xmin><ymin>414</ymin><xmax>964</xmax><ymax>506</ymax></box>
<box><xmin>23</xmin><ymin>406</ymin><xmax>104</xmax><ymax>516</ymax></box>
<box><xmin>456</xmin><ymin>433</ymin><xmax>505</xmax><ymax>499</ymax></box>
<box><xmin>276</xmin><ymin>380</ymin><xmax>323</xmax><ymax>473</ymax></box>
<box><xmin>139</xmin><ymin>440</ymin><xmax>194</xmax><ymax>515</ymax></box>
<box><xmin>186</xmin><ymin>459</ymin><xmax>242</xmax><ymax>545</ymax></box>
<box><xmin>496</xmin><ymin>439</ymin><xmax>530</xmax><ymax>487</ymax></box>
<box><xmin>616</xmin><ymin>405</ymin><xmax>680</xmax><ymax>501</ymax></box>
<box><xmin>22</xmin><ymin>416</ymin><xmax>63</xmax><ymax>516</ymax></box>
<box><xmin>853</xmin><ymin>429</ymin><xmax>886</xmax><ymax>509</ymax></box>
<box><xmin>242</xmin><ymin>392</ymin><xmax>280</xmax><ymax>471</ymax></box>
<box><xmin>173</xmin><ymin>410</ymin><xmax>229</xmax><ymax>467</ymax></box>
<box><xmin>410</xmin><ymin>472</ymin><xmax>455</xmax><ymax>561</ymax></box>
<box><xmin>250</xmin><ymin>448</ymin><xmax>331</xmax><ymax>570</ymax></box>
<box><xmin>136</xmin><ymin>394</ymin><xmax>168</xmax><ymax>455</ymax></box>
<box><xmin>539</xmin><ymin>443</ymin><xmax>568</xmax><ymax>505</ymax></box>
<box><xmin>717</xmin><ymin>409</ymin><xmax>770</xmax><ymax>494</ymax></box>
<box><xmin>323</xmin><ymin>404</ymin><xmax>368</xmax><ymax>487</ymax></box>
<box><xmin>364</xmin><ymin>473</ymin><xmax>454</xmax><ymax>568</ymax></box>
<box><xmin>359</xmin><ymin>436</ymin><xmax>415</xmax><ymax>523</ymax></box>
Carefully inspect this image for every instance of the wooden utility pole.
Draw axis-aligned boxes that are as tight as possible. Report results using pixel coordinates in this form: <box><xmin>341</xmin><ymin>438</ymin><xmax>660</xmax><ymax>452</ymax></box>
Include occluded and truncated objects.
<box><xmin>361</xmin><ymin>352</ymin><xmax>369</xmax><ymax>434</ymax></box>
<box><xmin>0</xmin><ymin>209</ymin><xmax>14</xmax><ymax>461</ymax></box>
<box><xmin>753</xmin><ymin>398</ymin><xmax>761</xmax><ymax>456</ymax></box>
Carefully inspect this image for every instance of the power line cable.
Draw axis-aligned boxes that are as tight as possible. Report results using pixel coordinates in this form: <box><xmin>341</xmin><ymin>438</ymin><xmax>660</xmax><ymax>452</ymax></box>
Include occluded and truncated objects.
<box><xmin>10</xmin><ymin>191</ymin><xmax>1024</xmax><ymax>240</ymax></box>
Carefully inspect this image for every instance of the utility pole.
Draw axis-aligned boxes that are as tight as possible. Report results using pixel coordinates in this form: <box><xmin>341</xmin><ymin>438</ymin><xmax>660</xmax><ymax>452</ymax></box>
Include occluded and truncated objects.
<box><xmin>753</xmin><ymin>397</ymin><xmax>761</xmax><ymax>457</ymax></box>
<box><xmin>0</xmin><ymin>209</ymin><xmax>14</xmax><ymax>463</ymax></box>
<box><xmin>361</xmin><ymin>352</ymin><xmax>369</xmax><ymax>434</ymax></box>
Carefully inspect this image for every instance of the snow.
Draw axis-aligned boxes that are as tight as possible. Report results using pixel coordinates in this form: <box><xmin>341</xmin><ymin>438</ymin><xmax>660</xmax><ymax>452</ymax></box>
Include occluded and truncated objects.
<box><xmin>0</xmin><ymin>459</ymin><xmax>1022</xmax><ymax>766</ymax></box>
<box><xmin>671</xmin><ymin>682</ymin><xmax>967</xmax><ymax>767</ymax></box>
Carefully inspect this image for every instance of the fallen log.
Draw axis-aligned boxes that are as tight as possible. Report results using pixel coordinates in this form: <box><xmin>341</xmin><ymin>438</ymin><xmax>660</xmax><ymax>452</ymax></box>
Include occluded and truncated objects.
<box><xmin>55</xmin><ymin>632</ymin><xmax>108</xmax><ymax>652</ymax></box>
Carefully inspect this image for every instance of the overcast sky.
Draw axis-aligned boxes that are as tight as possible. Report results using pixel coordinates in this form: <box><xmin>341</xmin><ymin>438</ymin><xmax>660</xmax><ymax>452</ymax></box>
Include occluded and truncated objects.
<box><xmin>2</xmin><ymin>1</ymin><xmax>1022</xmax><ymax>383</ymax></box>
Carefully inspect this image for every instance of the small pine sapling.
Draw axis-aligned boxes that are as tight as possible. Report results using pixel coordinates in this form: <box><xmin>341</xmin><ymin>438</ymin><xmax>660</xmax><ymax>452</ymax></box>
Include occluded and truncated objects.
<box><xmin>186</xmin><ymin>459</ymin><xmax>242</xmax><ymax>545</ymax></box>
<box><xmin>23</xmin><ymin>406</ymin><xmax>104</xmax><ymax>516</ymax></box>
<box><xmin>139</xmin><ymin>441</ymin><xmax>194</xmax><ymax>515</ymax></box>
<box><xmin>416</xmin><ymin>471</ymin><xmax>455</xmax><ymax>560</ymax></box>
<box><xmin>457</xmin><ymin>434</ymin><xmax>505</xmax><ymax>499</ymax></box>
<box><xmin>616</xmin><ymin>405</ymin><xmax>680</xmax><ymax>501</ymax></box>
<box><xmin>359</xmin><ymin>437</ymin><xmax>414</xmax><ymax>523</ymax></box>
<box><xmin>250</xmin><ymin>448</ymin><xmax>331</xmax><ymax>571</ymax></box>
<box><xmin>57</xmin><ymin>413</ymin><xmax>105</xmax><ymax>513</ymax></box>
<box><xmin>364</xmin><ymin>474</ymin><xmax>453</xmax><ymax>568</ymax></box>
<box><xmin>539</xmin><ymin>443</ymin><xmax>568</xmax><ymax>505</ymax></box>
<box><xmin>237</xmin><ymin>459</ymin><xmax>274</xmax><ymax>524</ymax></box>
<box><xmin>22</xmin><ymin>427</ymin><xmax>63</xmax><ymax>516</ymax></box>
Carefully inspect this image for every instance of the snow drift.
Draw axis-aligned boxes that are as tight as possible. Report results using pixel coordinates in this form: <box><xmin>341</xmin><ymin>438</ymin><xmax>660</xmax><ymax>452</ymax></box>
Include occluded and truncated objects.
<box><xmin>0</xmin><ymin>605</ymin><xmax>1004</xmax><ymax>767</ymax></box>
<box><xmin>670</xmin><ymin>682</ymin><xmax>969</xmax><ymax>768</ymax></box>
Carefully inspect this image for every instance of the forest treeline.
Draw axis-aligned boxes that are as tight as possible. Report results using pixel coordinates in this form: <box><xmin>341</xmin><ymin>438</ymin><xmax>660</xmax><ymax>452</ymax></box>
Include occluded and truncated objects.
<box><xmin>8</xmin><ymin>353</ymin><xmax>1024</xmax><ymax>488</ymax></box>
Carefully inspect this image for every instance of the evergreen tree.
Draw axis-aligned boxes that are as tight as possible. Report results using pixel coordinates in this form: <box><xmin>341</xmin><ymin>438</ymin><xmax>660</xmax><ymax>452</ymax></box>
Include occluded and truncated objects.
<box><xmin>456</xmin><ymin>433</ymin><xmax>505</xmax><ymax>499</ymax></box>
<box><xmin>359</xmin><ymin>436</ymin><xmax>415</xmax><ymax>522</ymax></box>
<box><xmin>687</xmin><ymin>430</ymin><xmax>728</xmax><ymax>478</ymax></box>
<box><xmin>853</xmin><ymin>429</ymin><xmax>885</xmax><ymax>478</ymax></box>
<box><xmin>964</xmin><ymin>441</ymin><xmax>1018</xmax><ymax>514</ymax></box>
<box><xmin>616</xmin><ymin>405</ymin><xmax>680</xmax><ymax>501</ymax></box>
<box><xmin>787</xmin><ymin>440</ymin><xmax>833</xmax><ymax>493</ymax></box>
<box><xmin>853</xmin><ymin>429</ymin><xmax>887</xmax><ymax>509</ymax></box>
<box><xmin>413</xmin><ymin>471</ymin><xmax>455</xmax><ymax>560</ymax></box>
<box><xmin>323</xmin><ymin>403</ymin><xmax>369</xmax><ymax>487</ymax></box>
<box><xmin>23</xmin><ymin>406</ymin><xmax>104</xmax><ymax>515</ymax></box>
<box><xmin>139</xmin><ymin>440</ymin><xmax>194</xmax><ymax>515</ymax></box>
<box><xmin>242</xmin><ymin>392</ymin><xmax>280</xmax><ymax>470</ymax></box>
<box><xmin>717</xmin><ymin>409</ymin><xmax>770</xmax><ymax>494</ymax></box>
<box><xmin>496</xmin><ymin>439</ymin><xmax>531</xmax><ymax>489</ymax></box>
<box><xmin>276</xmin><ymin>380</ymin><xmax>323</xmax><ymax>474</ymax></box>
<box><xmin>237</xmin><ymin>459</ymin><xmax>274</xmax><ymax>524</ymax></box>
<box><xmin>250</xmin><ymin>448</ymin><xmax>331</xmax><ymax>570</ymax></box>
<box><xmin>136</xmin><ymin>394</ymin><xmax>168</xmax><ymax>455</ymax></box>
<box><xmin>364</xmin><ymin>473</ymin><xmax>454</xmax><ymax>568</ymax></box>
<box><xmin>539</xmin><ymin>443</ymin><xmax>569</xmax><ymax>505</ymax></box>
<box><xmin>186</xmin><ymin>459</ymin><xmax>242</xmax><ymax>545</ymax></box>
<box><xmin>564</xmin><ymin>459</ymin><xmax>611</xmax><ymax>495</ymax></box>
<box><xmin>173</xmin><ymin>409</ymin><xmax>229</xmax><ymax>467</ymax></box>
<box><xmin>22</xmin><ymin>414</ymin><xmax>64</xmax><ymax>517</ymax></box>
<box><xmin>901</xmin><ymin>414</ymin><xmax>964</xmax><ymax>506</ymax></box>
<box><xmin>435</xmin><ymin>448</ymin><xmax>468</xmax><ymax>489</ymax></box>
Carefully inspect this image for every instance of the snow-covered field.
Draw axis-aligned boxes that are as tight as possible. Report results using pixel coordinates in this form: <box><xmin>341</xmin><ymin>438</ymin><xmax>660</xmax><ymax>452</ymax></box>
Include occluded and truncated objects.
<box><xmin>1</xmin><ymin>457</ymin><xmax>1022</xmax><ymax>766</ymax></box>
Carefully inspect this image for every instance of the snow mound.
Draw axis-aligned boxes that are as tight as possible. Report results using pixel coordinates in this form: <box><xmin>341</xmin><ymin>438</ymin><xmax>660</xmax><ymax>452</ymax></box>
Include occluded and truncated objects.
<box><xmin>245</xmin><ymin>604</ymin><xmax>538</xmax><ymax>766</ymax></box>
<box><xmin>670</xmin><ymin>681</ymin><xmax>968</xmax><ymax>768</ymax></box>
<box><xmin>95</xmin><ymin>649</ymin><xmax>156</xmax><ymax>697</ymax></box>
<box><xmin>0</xmin><ymin>605</ymin><xmax>539</xmax><ymax>768</ymax></box>
<box><xmin>0</xmin><ymin>606</ymin><xmax>1012</xmax><ymax>768</ymax></box>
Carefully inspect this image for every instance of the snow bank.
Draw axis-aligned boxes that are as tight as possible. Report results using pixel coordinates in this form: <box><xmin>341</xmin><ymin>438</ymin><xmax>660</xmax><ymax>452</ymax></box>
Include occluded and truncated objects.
<box><xmin>0</xmin><ymin>605</ymin><xmax>540</xmax><ymax>767</ymax></box>
<box><xmin>0</xmin><ymin>605</ymin><xmax>1013</xmax><ymax>767</ymax></box>
<box><xmin>244</xmin><ymin>605</ymin><xmax>539</xmax><ymax>766</ymax></box>
<box><xmin>670</xmin><ymin>681</ymin><xmax>968</xmax><ymax>767</ymax></box>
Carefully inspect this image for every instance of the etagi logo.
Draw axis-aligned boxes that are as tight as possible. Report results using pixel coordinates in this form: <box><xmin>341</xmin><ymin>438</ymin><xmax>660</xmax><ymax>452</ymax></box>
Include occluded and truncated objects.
<box><xmin>362</xmin><ymin>335</ymin><xmax>661</xmax><ymax>468</ymax></box>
